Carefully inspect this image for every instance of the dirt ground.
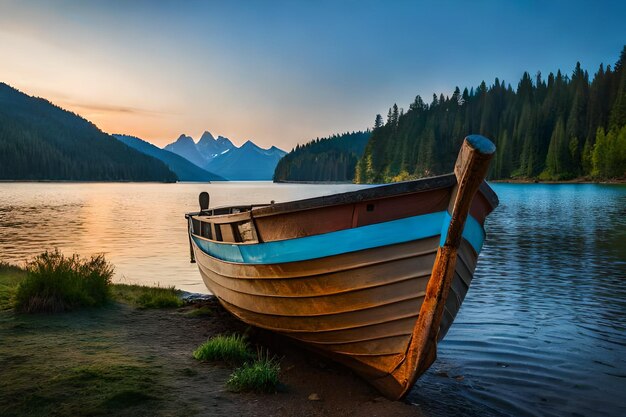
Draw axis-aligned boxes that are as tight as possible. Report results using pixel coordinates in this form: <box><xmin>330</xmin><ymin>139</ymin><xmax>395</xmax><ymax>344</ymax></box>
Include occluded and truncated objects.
<box><xmin>0</xmin><ymin>297</ymin><xmax>424</xmax><ymax>417</ymax></box>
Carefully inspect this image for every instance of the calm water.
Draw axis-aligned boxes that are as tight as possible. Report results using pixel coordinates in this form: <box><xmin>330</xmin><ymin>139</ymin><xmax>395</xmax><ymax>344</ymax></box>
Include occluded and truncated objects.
<box><xmin>1</xmin><ymin>182</ymin><xmax>625</xmax><ymax>416</ymax></box>
<box><xmin>0</xmin><ymin>182</ymin><xmax>367</xmax><ymax>292</ymax></box>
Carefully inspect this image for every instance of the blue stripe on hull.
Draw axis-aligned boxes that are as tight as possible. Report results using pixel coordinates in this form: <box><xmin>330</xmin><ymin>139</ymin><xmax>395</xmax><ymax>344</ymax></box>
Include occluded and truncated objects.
<box><xmin>439</xmin><ymin>212</ymin><xmax>484</xmax><ymax>254</ymax></box>
<box><xmin>192</xmin><ymin>211</ymin><xmax>485</xmax><ymax>265</ymax></box>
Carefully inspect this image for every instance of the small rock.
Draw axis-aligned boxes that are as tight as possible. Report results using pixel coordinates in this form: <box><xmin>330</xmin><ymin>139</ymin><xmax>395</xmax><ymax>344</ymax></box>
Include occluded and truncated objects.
<box><xmin>308</xmin><ymin>393</ymin><xmax>321</xmax><ymax>401</ymax></box>
<box><xmin>435</xmin><ymin>371</ymin><xmax>449</xmax><ymax>378</ymax></box>
<box><xmin>180</xmin><ymin>291</ymin><xmax>214</xmax><ymax>303</ymax></box>
<box><xmin>454</xmin><ymin>375</ymin><xmax>464</xmax><ymax>381</ymax></box>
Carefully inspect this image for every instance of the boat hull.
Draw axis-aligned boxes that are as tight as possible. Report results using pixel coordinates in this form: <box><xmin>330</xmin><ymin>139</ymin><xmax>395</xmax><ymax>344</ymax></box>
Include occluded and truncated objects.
<box><xmin>186</xmin><ymin>135</ymin><xmax>499</xmax><ymax>399</ymax></box>
<box><xmin>190</xmin><ymin>220</ymin><xmax>480</xmax><ymax>391</ymax></box>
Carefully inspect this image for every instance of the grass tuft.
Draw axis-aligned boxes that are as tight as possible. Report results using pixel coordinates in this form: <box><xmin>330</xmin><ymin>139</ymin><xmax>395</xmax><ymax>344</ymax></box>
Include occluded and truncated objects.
<box><xmin>192</xmin><ymin>334</ymin><xmax>252</xmax><ymax>364</ymax></box>
<box><xmin>136</xmin><ymin>286</ymin><xmax>182</xmax><ymax>308</ymax></box>
<box><xmin>111</xmin><ymin>284</ymin><xmax>183</xmax><ymax>309</ymax></box>
<box><xmin>227</xmin><ymin>351</ymin><xmax>281</xmax><ymax>393</ymax></box>
<box><xmin>0</xmin><ymin>262</ymin><xmax>27</xmax><ymax>310</ymax></box>
<box><xmin>14</xmin><ymin>250</ymin><xmax>113</xmax><ymax>313</ymax></box>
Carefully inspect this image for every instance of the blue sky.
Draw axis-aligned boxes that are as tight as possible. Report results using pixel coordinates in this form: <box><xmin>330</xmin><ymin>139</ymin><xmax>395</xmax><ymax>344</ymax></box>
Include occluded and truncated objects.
<box><xmin>0</xmin><ymin>0</ymin><xmax>624</xmax><ymax>148</ymax></box>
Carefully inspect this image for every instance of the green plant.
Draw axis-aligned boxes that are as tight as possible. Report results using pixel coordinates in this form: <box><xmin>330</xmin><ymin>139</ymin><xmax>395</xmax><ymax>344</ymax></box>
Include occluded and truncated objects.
<box><xmin>0</xmin><ymin>262</ymin><xmax>27</xmax><ymax>310</ymax></box>
<box><xmin>136</xmin><ymin>287</ymin><xmax>182</xmax><ymax>308</ymax></box>
<box><xmin>227</xmin><ymin>351</ymin><xmax>281</xmax><ymax>393</ymax></box>
<box><xmin>192</xmin><ymin>334</ymin><xmax>252</xmax><ymax>364</ymax></box>
<box><xmin>14</xmin><ymin>250</ymin><xmax>113</xmax><ymax>313</ymax></box>
<box><xmin>111</xmin><ymin>284</ymin><xmax>182</xmax><ymax>308</ymax></box>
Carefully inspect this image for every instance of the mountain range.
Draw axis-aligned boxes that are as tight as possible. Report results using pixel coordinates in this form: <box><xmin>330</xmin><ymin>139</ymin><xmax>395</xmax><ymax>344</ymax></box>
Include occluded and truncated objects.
<box><xmin>114</xmin><ymin>134</ymin><xmax>225</xmax><ymax>181</ymax></box>
<box><xmin>163</xmin><ymin>133</ymin><xmax>286</xmax><ymax>180</ymax></box>
<box><xmin>0</xmin><ymin>80</ymin><xmax>286</xmax><ymax>182</ymax></box>
<box><xmin>0</xmin><ymin>82</ymin><xmax>176</xmax><ymax>182</ymax></box>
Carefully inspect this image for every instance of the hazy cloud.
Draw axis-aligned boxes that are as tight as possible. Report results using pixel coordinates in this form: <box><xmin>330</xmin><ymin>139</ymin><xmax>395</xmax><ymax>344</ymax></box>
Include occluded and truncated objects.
<box><xmin>62</xmin><ymin>101</ymin><xmax>175</xmax><ymax>117</ymax></box>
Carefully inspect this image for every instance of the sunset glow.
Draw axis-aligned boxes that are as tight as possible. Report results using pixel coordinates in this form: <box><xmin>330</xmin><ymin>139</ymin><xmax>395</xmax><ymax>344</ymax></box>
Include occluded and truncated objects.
<box><xmin>1</xmin><ymin>0</ymin><xmax>624</xmax><ymax>149</ymax></box>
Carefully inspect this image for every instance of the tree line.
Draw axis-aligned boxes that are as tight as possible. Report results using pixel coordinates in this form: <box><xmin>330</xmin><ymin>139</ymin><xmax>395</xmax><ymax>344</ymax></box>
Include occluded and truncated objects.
<box><xmin>356</xmin><ymin>46</ymin><xmax>626</xmax><ymax>183</ymax></box>
<box><xmin>273</xmin><ymin>131</ymin><xmax>370</xmax><ymax>182</ymax></box>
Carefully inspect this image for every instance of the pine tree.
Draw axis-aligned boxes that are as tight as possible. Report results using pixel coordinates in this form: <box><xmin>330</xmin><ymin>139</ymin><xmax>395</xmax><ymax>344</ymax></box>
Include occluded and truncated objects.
<box><xmin>582</xmin><ymin>136</ymin><xmax>593</xmax><ymax>175</ymax></box>
<box><xmin>374</xmin><ymin>114</ymin><xmax>383</xmax><ymax>129</ymax></box>
<box><xmin>392</xmin><ymin>104</ymin><xmax>399</xmax><ymax>127</ymax></box>
<box><xmin>609</xmin><ymin>46</ymin><xmax>626</xmax><ymax>129</ymax></box>
<box><xmin>544</xmin><ymin>118</ymin><xmax>569</xmax><ymax>179</ymax></box>
<box><xmin>592</xmin><ymin>128</ymin><xmax>608</xmax><ymax>177</ymax></box>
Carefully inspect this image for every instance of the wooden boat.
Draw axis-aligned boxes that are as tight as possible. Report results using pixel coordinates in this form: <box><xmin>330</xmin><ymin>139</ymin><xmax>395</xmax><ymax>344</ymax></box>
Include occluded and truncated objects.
<box><xmin>185</xmin><ymin>135</ymin><xmax>498</xmax><ymax>399</ymax></box>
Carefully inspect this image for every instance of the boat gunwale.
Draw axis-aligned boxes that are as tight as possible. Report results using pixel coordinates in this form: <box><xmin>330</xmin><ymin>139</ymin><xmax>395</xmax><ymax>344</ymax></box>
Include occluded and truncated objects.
<box><xmin>187</xmin><ymin>173</ymin><xmax>455</xmax><ymax>218</ymax></box>
<box><xmin>252</xmin><ymin>174</ymin><xmax>459</xmax><ymax>217</ymax></box>
<box><xmin>189</xmin><ymin>212</ymin><xmax>484</xmax><ymax>261</ymax></box>
<box><xmin>185</xmin><ymin>174</ymin><xmax>498</xmax><ymax>221</ymax></box>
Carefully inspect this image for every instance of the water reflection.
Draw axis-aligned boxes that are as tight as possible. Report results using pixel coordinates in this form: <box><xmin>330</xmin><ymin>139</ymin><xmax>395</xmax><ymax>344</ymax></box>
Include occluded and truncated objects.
<box><xmin>408</xmin><ymin>184</ymin><xmax>626</xmax><ymax>417</ymax></box>
<box><xmin>0</xmin><ymin>182</ymin><xmax>367</xmax><ymax>292</ymax></box>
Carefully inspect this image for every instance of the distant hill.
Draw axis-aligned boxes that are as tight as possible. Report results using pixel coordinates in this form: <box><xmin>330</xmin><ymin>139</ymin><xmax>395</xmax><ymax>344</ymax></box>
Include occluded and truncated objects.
<box><xmin>273</xmin><ymin>131</ymin><xmax>370</xmax><ymax>182</ymax></box>
<box><xmin>206</xmin><ymin>140</ymin><xmax>286</xmax><ymax>180</ymax></box>
<box><xmin>163</xmin><ymin>133</ymin><xmax>286</xmax><ymax>180</ymax></box>
<box><xmin>0</xmin><ymin>83</ymin><xmax>176</xmax><ymax>182</ymax></box>
<box><xmin>114</xmin><ymin>134</ymin><xmax>225</xmax><ymax>181</ymax></box>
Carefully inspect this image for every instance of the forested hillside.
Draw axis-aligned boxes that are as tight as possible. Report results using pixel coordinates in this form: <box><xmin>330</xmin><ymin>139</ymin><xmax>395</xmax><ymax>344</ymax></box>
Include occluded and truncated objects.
<box><xmin>274</xmin><ymin>131</ymin><xmax>370</xmax><ymax>182</ymax></box>
<box><xmin>357</xmin><ymin>46</ymin><xmax>626</xmax><ymax>183</ymax></box>
<box><xmin>0</xmin><ymin>83</ymin><xmax>177</xmax><ymax>181</ymax></box>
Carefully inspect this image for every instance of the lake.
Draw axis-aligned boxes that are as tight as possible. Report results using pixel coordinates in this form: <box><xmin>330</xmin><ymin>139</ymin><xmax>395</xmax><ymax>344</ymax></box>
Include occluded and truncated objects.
<box><xmin>1</xmin><ymin>182</ymin><xmax>625</xmax><ymax>416</ymax></box>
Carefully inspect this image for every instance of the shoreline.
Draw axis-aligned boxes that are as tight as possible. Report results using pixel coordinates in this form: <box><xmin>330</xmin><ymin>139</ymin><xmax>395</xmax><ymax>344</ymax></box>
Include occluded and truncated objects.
<box><xmin>0</xmin><ymin>180</ymin><xmax>180</xmax><ymax>184</ymax></box>
<box><xmin>2</xmin><ymin>177</ymin><xmax>624</xmax><ymax>185</ymax></box>
<box><xmin>0</xmin><ymin>297</ymin><xmax>424</xmax><ymax>417</ymax></box>
<box><xmin>273</xmin><ymin>180</ymin><xmax>355</xmax><ymax>184</ymax></box>
<box><xmin>0</xmin><ymin>267</ymin><xmax>424</xmax><ymax>416</ymax></box>
<box><xmin>276</xmin><ymin>177</ymin><xmax>626</xmax><ymax>185</ymax></box>
<box><xmin>489</xmin><ymin>177</ymin><xmax>626</xmax><ymax>184</ymax></box>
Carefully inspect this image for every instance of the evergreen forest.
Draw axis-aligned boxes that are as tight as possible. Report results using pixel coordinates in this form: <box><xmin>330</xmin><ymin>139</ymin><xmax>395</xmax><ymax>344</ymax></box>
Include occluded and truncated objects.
<box><xmin>0</xmin><ymin>83</ymin><xmax>177</xmax><ymax>182</ymax></box>
<box><xmin>356</xmin><ymin>46</ymin><xmax>626</xmax><ymax>183</ymax></box>
<box><xmin>274</xmin><ymin>131</ymin><xmax>370</xmax><ymax>182</ymax></box>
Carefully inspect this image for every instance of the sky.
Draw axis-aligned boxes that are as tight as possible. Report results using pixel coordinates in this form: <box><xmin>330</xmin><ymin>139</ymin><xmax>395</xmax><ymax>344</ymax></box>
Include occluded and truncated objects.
<box><xmin>0</xmin><ymin>0</ymin><xmax>625</xmax><ymax>150</ymax></box>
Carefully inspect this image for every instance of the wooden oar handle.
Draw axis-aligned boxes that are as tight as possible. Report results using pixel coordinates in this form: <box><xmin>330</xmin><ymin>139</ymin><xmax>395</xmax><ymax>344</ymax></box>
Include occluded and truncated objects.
<box><xmin>199</xmin><ymin>192</ymin><xmax>210</xmax><ymax>211</ymax></box>
<box><xmin>446</xmin><ymin>135</ymin><xmax>496</xmax><ymax>248</ymax></box>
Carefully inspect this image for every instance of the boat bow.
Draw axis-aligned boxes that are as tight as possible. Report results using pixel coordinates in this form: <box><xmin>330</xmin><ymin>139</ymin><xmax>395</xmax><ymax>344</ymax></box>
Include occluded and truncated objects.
<box><xmin>372</xmin><ymin>135</ymin><xmax>496</xmax><ymax>399</ymax></box>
